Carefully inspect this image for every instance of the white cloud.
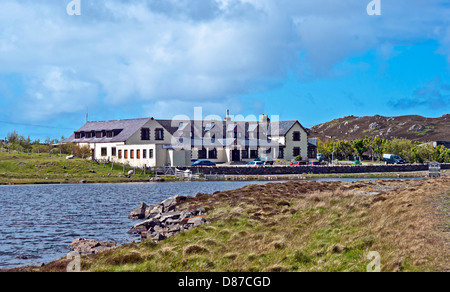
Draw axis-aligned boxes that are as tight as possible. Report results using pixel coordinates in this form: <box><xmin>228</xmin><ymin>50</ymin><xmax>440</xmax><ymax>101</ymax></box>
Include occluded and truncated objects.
<box><xmin>0</xmin><ymin>0</ymin><xmax>449</xmax><ymax>122</ymax></box>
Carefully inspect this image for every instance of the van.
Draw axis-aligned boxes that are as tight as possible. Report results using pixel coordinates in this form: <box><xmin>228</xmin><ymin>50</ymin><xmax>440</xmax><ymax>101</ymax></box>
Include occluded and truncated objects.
<box><xmin>382</xmin><ymin>154</ymin><xmax>406</xmax><ymax>165</ymax></box>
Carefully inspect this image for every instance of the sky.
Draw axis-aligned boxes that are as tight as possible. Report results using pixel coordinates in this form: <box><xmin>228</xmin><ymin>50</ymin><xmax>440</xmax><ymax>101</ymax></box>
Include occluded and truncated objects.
<box><xmin>0</xmin><ymin>0</ymin><xmax>450</xmax><ymax>141</ymax></box>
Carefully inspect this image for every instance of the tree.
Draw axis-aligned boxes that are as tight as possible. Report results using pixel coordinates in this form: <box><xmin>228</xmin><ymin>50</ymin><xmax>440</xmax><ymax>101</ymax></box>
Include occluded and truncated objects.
<box><xmin>372</xmin><ymin>137</ymin><xmax>385</xmax><ymax>161</ymax></box>
<box><xmin>352</xmin><ymin>139</ymin><xmax>367</xmax><ymax>158</ymax></box>
<box><xmin>74</xmin><ymin>145</ymin><xmax>92</xmax><ymax>159</ymax></box>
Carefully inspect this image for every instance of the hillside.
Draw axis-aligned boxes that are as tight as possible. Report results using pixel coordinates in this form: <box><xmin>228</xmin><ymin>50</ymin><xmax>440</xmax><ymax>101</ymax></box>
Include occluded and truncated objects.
<box><xmin>310</xmin><ymin>114</ymin><xmax>450</xmax><ymax>142</ymax></box>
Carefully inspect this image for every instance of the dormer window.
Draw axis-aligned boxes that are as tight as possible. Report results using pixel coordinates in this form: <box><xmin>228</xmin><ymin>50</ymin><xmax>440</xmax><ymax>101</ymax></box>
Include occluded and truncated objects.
<box><xmin>205</xmin><ymin>122</ymin><xmax>215</xmax><ymax>131</ymax></box>
<box><xmin>178</xmin><ymin>122</ymin><xmax>188</xmax><ymax>131</ymax></box>
<box><xmin>96</xmin><ymin>131</ymin><xmax>102</xmax><ymax>138</ymax></box>
<box><xmin>155</xmin><ymin>128</ymin><xmax>164</xmax><ymax>141</ymax></box>
<box><xmin>85</xmin><ymin>132</ymin><xmax>92</xmax><ymax>138</ymax></box>
<box><xmin>106</xmin><ymin>131</ymin><xmax>114</xmax><ymax>138</ymax></box>
<box><xmin>74</xmin><ymin>132</ymin><xmax>81</xmax><ymax>139</ymax></box>
<box><xmin>141</xmin><ymin>128</ymin><xmax>150</xmax><ymax>140</ymax></box>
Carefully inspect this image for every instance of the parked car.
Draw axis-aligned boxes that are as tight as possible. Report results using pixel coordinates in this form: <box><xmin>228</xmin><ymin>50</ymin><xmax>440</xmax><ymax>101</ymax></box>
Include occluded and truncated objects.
<box><xmin>256</xmin><ymin>156</ymin><xmax>274</xmax><ymax>166</ymax></box>
<box><xmin>382</xmin><ymin>154</ymin><xmax>405</xmax><ymax>165</ymax></box>
<box><xmin>290</xmin><ymin>161</ymin><xmax>307</xmax><ymax>166</ymax></box>
<box><xmin>190</xmin><ymin>159</ymin><xmax>199</xmax><ymax>166</ymax></box>
<box><xmin>317</xmin><ymin>153</ymin><xmax>325</xmax><ymax>162</ymax></box>
<box><xmin>247</xmin><ymin>161</ymin><xmax>265</xmax><ymax>168</ymax></box>
<box><xmin>310</xmin><ymin>161</ymin><xmax>321</xmax><ymax>166</ymax></box>
<box><xmin>192</xmin><ymin>160</ymin><xmax>216</xmax><ymax>167</ymax></box>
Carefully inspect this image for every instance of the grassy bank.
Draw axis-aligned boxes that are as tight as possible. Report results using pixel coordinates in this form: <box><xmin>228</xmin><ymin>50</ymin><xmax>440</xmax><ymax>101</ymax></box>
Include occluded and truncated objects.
<box><xmin>0</xmin><ymin>151</ymin><xmax>178</xmax><ymax>185</ymax></box>
<box><xmin>16</xmin><ymin>176</ymin><xmax>449</xmax><ymax>272</ymax></box>
<box><xmin>1</xmin><ymin>151</ymin><xmax>443</xmax><ymax>185</ymax></box>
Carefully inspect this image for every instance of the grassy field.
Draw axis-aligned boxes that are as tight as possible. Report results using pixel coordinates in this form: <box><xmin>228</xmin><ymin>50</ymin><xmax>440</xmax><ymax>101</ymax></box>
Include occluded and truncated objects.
<box><xmin>0</xmin><ymin>151</ymin><xmax>171</xmax><ymax>185</ymax></box>
<box><xmin>16</xmin><ymin>176</ymin><xmax>449</xmax><ymax>272</ymax></box>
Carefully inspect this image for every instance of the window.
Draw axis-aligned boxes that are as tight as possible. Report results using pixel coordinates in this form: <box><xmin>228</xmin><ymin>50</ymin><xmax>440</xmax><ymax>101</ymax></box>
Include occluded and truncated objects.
<box><xmin>250</xmin><ymin>150</ymin><xmax>258</xmax><ymax>159</ymax></box>
<box><xmin>96</xmin><ymin>131</ymin><xmax>102</xmax><ymax>138</ymax></box>
<box><xmin>112</xmin><ymin>147</ymin><xmax>117</xmax><ymax>157</ymax></box>
<box><xmin>242</xmin><ymin>149</ymin><xmax>249</xmax><ymax>159</ymax></box>
<box><xmin>75</xmin><ymin>132</ymin><xmax>81</xmax><ymax>139</ymax></box>
<box><xmin>101</xmin><ymin>148</ymin><xmax>107</xmax><ymax>157</ymax></box>
<box><xmin>198</xmin><ymin>148</ymin><xmax>207</xmax><ymax>159</ymax></box>
<box><xmin>137</xmin><ymin>150</ymin><xmax>140</xmax><ymax>159</ymax></box>
<box><xmin>293</xmin><ymin>131</ymin><xmax>301</xmax><ymax>141</ymax></box>
<box><xmin>141</xmin><ymin>128</ymin><xmax>150</xmax><ymax>140</ymax></box>
<box><xmin>85</xmin><ymin>132</ymin><xmax>92</xmax><ymax>138</ymax></box>
<box><xmin>293</xmin><ymin>147</ymin><xmax>301</xmax><ymax>157</ymax></box>
<box><xmin>208</xmin><ymin>149</ymin><xmax>217</xmax><ymax>159</ymax></box>
<box><xmin>205</xmin><ymin>122</ymin><xmax>215</xmax><ymax>131</ymax></box>
<box><xmin>155</xmin><ymin>128</ymin><xmax>164</xmax><ymax>140</ymax></box>
<box><xmin>278</xmin><ymin>148</ymin><xmax>284</xmax><ymax>159</ymax></box>
<box><xmin>143</xmin><ymin>149</ymin><xmax>147</xmax><ymax>159</ymax></box>
<box><xmin>211</xmin><ymin>134</ymin><xmax>216</xmax><ymax>144</ymax></box>
<box><xmin>118</xmin><ymin>150</ymin><xmax>122</xmax><ymax>159</ymax></box>
<box><xmin>107</xmin><ymin>131</ymin><xmax>114</xmax><ymax>138</ymax></box>
<box><xmin>130</xmin><ymin>150</ymin><xmax>134</xmax><ymax>159</ymax></box>
<box><xmin>149</xmin><ymin>149</ymin><xmax>154</xmax><ymax>159</ymax></box>
<box><xmin>124</xmin><ymin>150</ymin><xmax>128</xmax><ymax>159</ymax></box>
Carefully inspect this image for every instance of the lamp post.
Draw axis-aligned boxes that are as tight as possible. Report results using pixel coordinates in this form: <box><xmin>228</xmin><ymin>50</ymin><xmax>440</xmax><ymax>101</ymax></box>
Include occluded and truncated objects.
<box><xmin>325</xmin><ymin>135</ymin><xmax>338</xmax><ymax>165</ymax></box>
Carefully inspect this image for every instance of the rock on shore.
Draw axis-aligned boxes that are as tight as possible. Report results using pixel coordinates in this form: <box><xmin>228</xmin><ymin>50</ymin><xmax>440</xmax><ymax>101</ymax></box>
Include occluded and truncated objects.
<box><xmin>128</xmin><ymin>195</ymin><xmax>208</xmax><ymax>241</ymax></box>
<box><xmin>69</xmin><ymin>238</ymin><xmax>116</xmax><ymax>255</ymax></box>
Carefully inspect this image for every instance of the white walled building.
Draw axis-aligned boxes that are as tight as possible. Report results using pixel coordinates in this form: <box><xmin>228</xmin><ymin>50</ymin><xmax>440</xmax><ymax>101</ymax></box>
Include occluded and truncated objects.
<box><xmin>64</xmin><ymin>114</ymin><xmax>309</xmax><ymax>168</ymax></box>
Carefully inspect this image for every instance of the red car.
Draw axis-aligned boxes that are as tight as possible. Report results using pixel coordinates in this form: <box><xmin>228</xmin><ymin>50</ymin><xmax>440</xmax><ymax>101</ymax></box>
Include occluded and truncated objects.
<box><xmin>290</xmin><ymin>161</ymin><xmax>307</xmax><ymax>166</ymax></box>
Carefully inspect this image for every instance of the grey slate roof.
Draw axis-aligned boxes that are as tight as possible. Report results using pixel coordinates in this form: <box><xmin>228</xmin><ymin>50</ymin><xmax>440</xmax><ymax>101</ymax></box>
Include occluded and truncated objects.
<box><xmin>64</xmin><ymin>118</ymin><xmax>305</xmax><ymax>144</ymax></box>
<box><xmin>64</xmin><ymin>118</ymin><xmax>151</xmax><ymax>143</ymax></box>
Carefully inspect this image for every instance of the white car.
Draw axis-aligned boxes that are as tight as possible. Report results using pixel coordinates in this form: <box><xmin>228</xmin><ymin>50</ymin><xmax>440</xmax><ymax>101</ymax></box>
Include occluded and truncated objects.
<box><xmin>247</xmin><ymin>161</ymin><xmax>265</xmax><ymax>168</ymax></box>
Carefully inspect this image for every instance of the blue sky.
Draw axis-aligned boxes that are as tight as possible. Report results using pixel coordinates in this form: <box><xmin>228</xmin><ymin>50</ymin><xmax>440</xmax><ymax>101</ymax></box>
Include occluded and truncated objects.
<box><xmin>0</xmin><ymin>0</ymin><xmax>449</xmax><ymax>141</ymax></box>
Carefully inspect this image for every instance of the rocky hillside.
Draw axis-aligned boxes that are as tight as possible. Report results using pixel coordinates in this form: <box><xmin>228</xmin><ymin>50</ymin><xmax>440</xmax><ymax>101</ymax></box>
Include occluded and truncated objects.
<box><xmin>310</xmin><ymin>114</ymin><xmax>450</xmax><ymax>142</ymax></box>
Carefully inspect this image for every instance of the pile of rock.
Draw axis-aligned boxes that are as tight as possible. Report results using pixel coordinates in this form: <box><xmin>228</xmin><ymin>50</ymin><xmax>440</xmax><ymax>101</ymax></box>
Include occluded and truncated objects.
<box><xmin>69</xmin><ymin>238</ymin><xmax>116</xmax><ymax>255</ymax></box>
<box><xmin>127</xmin><ymin>195</ymin><xmax>208</xmax><ymax>241</ymax></box>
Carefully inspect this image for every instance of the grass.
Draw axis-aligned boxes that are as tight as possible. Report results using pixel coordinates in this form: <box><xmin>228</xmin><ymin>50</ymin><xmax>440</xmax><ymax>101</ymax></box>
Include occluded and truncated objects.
<box><xmin>17</xmin><ymin>176</ymin><xmax>447</xmax><ymax>272</ymax></box>
<box><xmin>0</xmin><ymin>151</ymin><xmax>178</xmax><ymax>185</ymax></box>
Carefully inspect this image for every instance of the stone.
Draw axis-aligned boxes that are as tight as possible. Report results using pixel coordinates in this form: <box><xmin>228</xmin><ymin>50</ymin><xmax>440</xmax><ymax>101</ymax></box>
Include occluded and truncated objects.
<box><xmin>145</xmin><ymin>204</ymin><xmax>164</xmax><ymax>219</ymax></box>
<box><xmin>161</xmin><ymin>195</ymin><xmax>178</xmax><ymax>212</ymax></box>
<box><xmin>128</xmin><ymin>202</ymin><xmax>148</xmax><ymax>220</ymax></box>
<box><xmin>160</xmin><ymin>211</ymin><xmax>182</xmax><ymax>222</ymax></box>
<box><xmin>128</xmin><ymin>218</ymin><xmax>160</xmax><ymax>234</ymax></box>
<box><xmin>152</xmin><ymin>233</ymin><xmax>166</xmax><ymax>241</ymax></box>
<box><xmin>187</xmin><ymin>216</ymin><xmax>208</xmax><ymax>227</ymax></box>
<box><xmin>69</xmin><ymin>238</ymin><xmax>116</xmax><ymax>255</ymax></box>
<box><xmin>179</xmin><ymin>210</ymin><xmax>193</xmax><ymax>221</ymax></box>
<box><xmin>128</xmin><ymin>170</ymin><xmax>134</xmax><ymax>176</ymax></box>
<box><xmin>79</xmin><ymin>180</ymin><xmax>87</xmax><ymax>184</ymax></box>
<box><xmin>194</xmin><ymin>207</ymin><xmax>206</xmax><ymax>216</ymax></box>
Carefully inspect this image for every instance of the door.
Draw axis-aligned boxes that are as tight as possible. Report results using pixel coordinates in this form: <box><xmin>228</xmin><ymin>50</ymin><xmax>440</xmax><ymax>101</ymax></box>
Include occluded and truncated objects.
<box><xmin>232</xmin><ymin>149</ymin><xmax>240</xmax><ymax>162</ymax></box>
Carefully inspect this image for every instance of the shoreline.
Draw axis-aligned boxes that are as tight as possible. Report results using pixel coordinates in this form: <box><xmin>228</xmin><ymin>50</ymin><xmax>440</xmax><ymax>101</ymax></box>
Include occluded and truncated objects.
<box><xmin>0</xmin><ymin>170</ymin><xmax>437</xmax><ymax>186</ymax></box>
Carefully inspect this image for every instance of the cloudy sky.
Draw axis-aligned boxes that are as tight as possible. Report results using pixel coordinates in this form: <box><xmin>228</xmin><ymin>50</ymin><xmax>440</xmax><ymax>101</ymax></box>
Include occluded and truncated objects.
<box><xmin>0</xmin><ymin>0</ymin><xmax>449</xmax><ymax>140</ymax></box>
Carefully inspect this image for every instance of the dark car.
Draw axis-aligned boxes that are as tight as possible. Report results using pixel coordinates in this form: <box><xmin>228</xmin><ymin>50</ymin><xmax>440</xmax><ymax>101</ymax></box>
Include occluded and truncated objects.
<box><xmin>192</xmin><ymin>160</ymin><xmax>216</xmax><ymax>167</ymax></box>
<box><xmin>290</xmin><ymin>161</ymin><xmax>307</xmax><ymax>166</ymax></box>
<box><xmin>309</xmin><ymin>161</ymin><xmax>321</xmax><ymax>166</ymax></box>
<box><xmin>190</xmin><ymin>159</ymin><xmax>199</xmax><ymax>166</ymax></box>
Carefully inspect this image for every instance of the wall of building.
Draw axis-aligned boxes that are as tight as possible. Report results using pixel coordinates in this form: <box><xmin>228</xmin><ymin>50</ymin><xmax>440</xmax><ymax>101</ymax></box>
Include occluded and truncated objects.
<box><xmin>283</xmin><ymin>123</ymin><xmax>308</xmax><ymax>161</ymax></box>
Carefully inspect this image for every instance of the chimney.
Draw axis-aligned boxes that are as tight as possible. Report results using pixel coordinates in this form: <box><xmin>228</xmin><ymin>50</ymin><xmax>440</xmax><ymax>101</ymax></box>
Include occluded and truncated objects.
<box><xmin>260</xmin><ymin>114</ymin><xmax>270</xmax><ymax>123</ymax></box>
<box><xmin>225</xmin><ymin>109</ymin><xmax>231</xmax><ymax>122</ymax></box>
